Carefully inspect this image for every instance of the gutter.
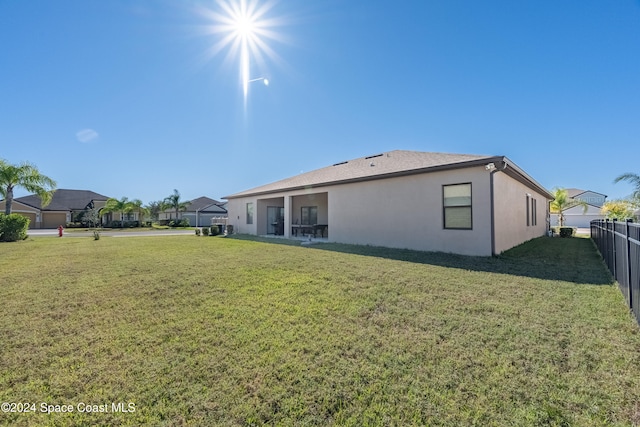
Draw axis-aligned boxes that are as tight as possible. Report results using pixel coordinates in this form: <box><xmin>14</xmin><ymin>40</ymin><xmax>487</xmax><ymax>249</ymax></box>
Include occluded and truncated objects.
<box><xmin>489</xmin><ymin>159</ymin><xmax>508</xmax><ymax>256</ymax></box>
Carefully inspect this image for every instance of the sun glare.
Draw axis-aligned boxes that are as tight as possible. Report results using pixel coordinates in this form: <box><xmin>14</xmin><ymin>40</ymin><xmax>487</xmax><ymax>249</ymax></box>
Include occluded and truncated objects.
<box><xmin>198</xmin><ymin>0</ymin><xmax>284</xmax><ymax>107</ymax></box>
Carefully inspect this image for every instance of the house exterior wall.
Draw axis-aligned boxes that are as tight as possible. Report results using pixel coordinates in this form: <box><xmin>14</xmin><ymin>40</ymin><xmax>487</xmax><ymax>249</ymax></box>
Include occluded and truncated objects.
<box><xmin>228</xmin><ymin>166</ymin><xmax>499</xmax><ymax>256</ymax></box>
<box><xmin>0</xmin><ymin>200</ymin><xmax>41</xmax><ymax>228</ymax></box>
<box><xmin>573</xmin><ymin>191</ymin><xmax>606</xmax><ymax>207</ymax></box>
<box><xmin>492</xmin><ymin>172</ymin><xmax>550</xmax><ymax>254</ymax></box>
<box><xmin>226</xmin><ymin>198</ymin><xmax>257</xmax><ymax>235</ymax></box>
<box><xmin>227</xmin><ymin>165</ymin><xmax>551</xmax><ymax>256</ymax></box>
<box><xmin>551</xmin><ymin>204</ymin><xmax>604</xmax><ymax>228</ymax></box>
<box><xmin>328</xmin><ymin>167</ymin><xmax>494</xmax><ymax>255</ymax></box>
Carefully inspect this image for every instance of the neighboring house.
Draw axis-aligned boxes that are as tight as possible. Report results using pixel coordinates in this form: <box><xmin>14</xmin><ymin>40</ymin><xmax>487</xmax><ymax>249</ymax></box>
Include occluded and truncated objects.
<box><xmin>159</xmin><ymin>196</ymin><xmax>228</xmax><ymax>227</ymax></box>
<box><xmin>551</xmin><ymin>188</ymin><xmax>607</xmax><ymax>228</ymax></box>
<box><xmin>224</xmin><ymin>150</ymin><xmax>553</xmax><ymax>256</ymax></box>
<box><xmin>0</xmin><ymin>189</ymin><xmax>110</xmax><ymax>229</ymax></box>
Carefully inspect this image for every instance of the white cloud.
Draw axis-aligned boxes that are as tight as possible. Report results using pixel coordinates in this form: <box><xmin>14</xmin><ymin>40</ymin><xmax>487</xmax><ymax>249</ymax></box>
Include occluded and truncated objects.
<box><xmin>76</xmin><ymin>129</ymin><xmax>99</xmax><ymax>143</ymax></box>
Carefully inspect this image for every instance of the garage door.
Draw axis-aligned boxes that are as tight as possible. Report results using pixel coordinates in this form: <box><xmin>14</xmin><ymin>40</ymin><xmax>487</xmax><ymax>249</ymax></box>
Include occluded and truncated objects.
<box><xmin>16</xmin><ymin>213</ymin><xmax>37</xmax><ymax>229</ymax></box>
<box><xmin>42</xmin><ymin>213</ymin><xmax>67</xmax><ymax>229</ymax></box>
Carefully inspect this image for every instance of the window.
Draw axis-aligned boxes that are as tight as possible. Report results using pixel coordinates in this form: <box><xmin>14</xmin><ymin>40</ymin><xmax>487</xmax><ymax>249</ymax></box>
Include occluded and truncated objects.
<box><xmin>301</xmin><ymin>206</ymin><xmax>318</xmax><ymax>225</ymax></box>
<box><xmin>246</xmin><ymin>203</ymin><xmax>253</xmax><ymax>224</ymax></box>
<box><xmin>526</xmin><ymin>195</ymin><xmax>537</xmax><ymax>227</ymax></box>
<box><xmin>532</xmin><ymin>198</ymin><xmax>537</xmax><ymax>226</ymax></box>
<box><xmin>443</xmin><ymin>183</ymin><xmax>472</xmax><ymax>229</ymax></box>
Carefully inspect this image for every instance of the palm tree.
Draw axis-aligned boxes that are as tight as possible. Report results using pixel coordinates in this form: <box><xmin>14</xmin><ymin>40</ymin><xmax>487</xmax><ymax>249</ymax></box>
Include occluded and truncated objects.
<box><xmin>614</xmin><ymin>173</ymin><xmax>640</xmax><ymax>203</ymax></box>
<box><xmin>163</xmin><ymin>189</ymin><xmax>189</xmax><ymax>220</ymax></box>
<box><xmin>0</xmin><ymin>159</ymin><xmax>57</xmax><ymax>215</ymax></box>
<box><xmin>549</xmin><ymin>187</ymin><xmax>588</xmax><ymax>227</ymax></box>
<box><xmin>129</xmin><ymin>199</ymin><xmax>149</xmax><ymax>227</ymax></box>
<box><xmin>100</xmin><ymin>197</ymin><xmax>134</xmax><ymax>228</ymax></box>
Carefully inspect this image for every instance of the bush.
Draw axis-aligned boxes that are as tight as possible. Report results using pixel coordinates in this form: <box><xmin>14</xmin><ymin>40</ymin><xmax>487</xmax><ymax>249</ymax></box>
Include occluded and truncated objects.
<box><xmin>209</xmin><ymin>225</ymin><xmax>219</xmax><ymax>236</ymax></box>
<box><xmin>195</xmin><ymin>228</ymin><xmax>201</xmax><ymax>236</ymax></box>
<box><xmin>93</xmin><ymin>230</ymin><xmax>101</xmax><ymax>240</ymax></box>
<box><xmin>0</xmin><ymin>213</ymin><xmax>30</xmax><ymax>242</ymax></box>
<box><xmin>169</xmin><ymin>218</ymin><xmax>190</xmax><ymax>228</ymax></box>
<box><xmin>202</xmin><ymin>227</ymin><xmax>210</xmax><ymax>236</ymax></box>
<box><xmin>559</xmin><ymin>227</ymin><xmax>575</xmax><ymax>238</ymax></box>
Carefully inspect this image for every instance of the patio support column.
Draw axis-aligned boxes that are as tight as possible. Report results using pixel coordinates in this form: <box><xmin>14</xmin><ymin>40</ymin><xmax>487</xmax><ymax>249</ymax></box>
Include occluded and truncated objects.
<box><xmin>284</xmin><ymin>196</ymin><xmax>292</xmax><ymax>238</ymax></box>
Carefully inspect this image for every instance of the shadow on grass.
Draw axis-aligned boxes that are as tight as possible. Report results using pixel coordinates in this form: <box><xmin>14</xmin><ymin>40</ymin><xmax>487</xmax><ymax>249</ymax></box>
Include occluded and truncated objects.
<box><xmin>229</xmin><ymin>234</ymin><xmax>613</xmax><ymax>285</ymax></box>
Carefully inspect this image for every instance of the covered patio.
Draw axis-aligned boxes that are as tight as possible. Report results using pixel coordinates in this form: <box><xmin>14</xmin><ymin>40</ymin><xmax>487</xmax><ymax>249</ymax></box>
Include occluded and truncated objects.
<box><xmin>255</xmin><ymin>191</ymin><xmax>328</xmax><ymax>239</ymax></box>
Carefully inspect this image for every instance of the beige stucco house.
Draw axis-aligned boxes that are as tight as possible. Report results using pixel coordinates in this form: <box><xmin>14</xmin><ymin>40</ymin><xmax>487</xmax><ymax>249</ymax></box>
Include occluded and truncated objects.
<box><xmin>0</xmin><ymin>189</ymin><xmax>110</xmax><ymax>229</ymax></box>
<box><xmin>224</xmin><ymin>150</ymin><xmax>553</xmax><ymax>256</ymax></box>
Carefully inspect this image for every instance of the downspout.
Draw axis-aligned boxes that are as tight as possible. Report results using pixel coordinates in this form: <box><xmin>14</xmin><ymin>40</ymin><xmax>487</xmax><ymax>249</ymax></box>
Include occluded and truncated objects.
<box><xmin>489</xmin><ymin>160</ymin><xmax>508</xmax><ymax>256</ymax></box>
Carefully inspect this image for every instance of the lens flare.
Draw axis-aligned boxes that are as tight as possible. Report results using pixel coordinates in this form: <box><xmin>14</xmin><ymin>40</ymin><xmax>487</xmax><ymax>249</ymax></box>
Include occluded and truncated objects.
<box><xmin>197</xmin><ymin>0</ymin><xmax>284</xmax><ymax>107</ymax></box>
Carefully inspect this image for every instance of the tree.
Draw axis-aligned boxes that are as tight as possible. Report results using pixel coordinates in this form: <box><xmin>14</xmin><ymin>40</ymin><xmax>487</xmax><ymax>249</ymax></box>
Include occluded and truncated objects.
<box><xmin>145</xmin><ymin>200</ymin><xmax>167</xmax><ymax>222</ymax></box>
<box><xmin>80</xmin><ymin>207</ymin><xmax>100</xmax><ymax>228</ymax></box>
<box><xmin>601</xmin><ymin>200</ymin><xmax>636</xmax><ymax>221</ymax></box>
<box><xmin>614</xmin><ymin>173</ymin><xmax>640</xmax><ymax>203</ymax></box>
<box><xmin>100</xmin><ymin>197</ymin><xmax>134</xmax><ymax>228</ymax></box>
<box><xmin>163</xmin><ymin>189</ymin><xmax>189</xmax><ymax>220</ymax></box>
<box><xmin>549</xmin><ymin>187</ymin><xmax>588</xmax><ymax>227</ymax></box>
<box><xmin>0</xmin><ymin>159</ymin><xmax>57</xmax><ymax>215</ymax></box>
<box><xmin>129</xmin><ymin>199</ymin><xmax>149</xmax><ymax>227</ymax></box>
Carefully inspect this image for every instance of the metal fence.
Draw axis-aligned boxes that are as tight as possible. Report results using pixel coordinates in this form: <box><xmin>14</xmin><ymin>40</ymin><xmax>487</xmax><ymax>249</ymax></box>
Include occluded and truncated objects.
<box><xmin>591</xmin><ymin>219</ymin><xmax>640</xmax><ymax>325</ymax></box>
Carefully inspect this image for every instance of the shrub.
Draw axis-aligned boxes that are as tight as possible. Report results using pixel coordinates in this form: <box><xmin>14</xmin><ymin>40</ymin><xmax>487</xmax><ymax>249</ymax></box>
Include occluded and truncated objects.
<box><xmin>0</xmin><ymin>213</ymin><xmax>30</xmax><ymax>242</ymax></box>
<box><xmin>169</xmin><ymin>219</ymin><xmax>190</xmax><ymax>228</ymax></box>
<box><xmin>225</xmin><ymin>224</ymin><xmax>233</xmax><ymax>235</ymax></box>
<box><xmin>559</xmin><ymin>227</ymin><xmax>575</xmax><ymax>238</ymax></box>
<box><xmin>93</xmin><ymin>230</ymin><xmax>101</xmax><ymax>240</ymax></box>
<box><xmin>210</xmin><ymin>225</ymin><xmax>219</xmax><ymax>236</ymax></box>
<box><xmin>195</xmin><ymin>228</ymin><xmax>201</xmax><ymax>236</ymax></box>
<box><xmin>202</xmin><ymin>227</ymin><xmax>210</xmax><ymax>236</ymax></box>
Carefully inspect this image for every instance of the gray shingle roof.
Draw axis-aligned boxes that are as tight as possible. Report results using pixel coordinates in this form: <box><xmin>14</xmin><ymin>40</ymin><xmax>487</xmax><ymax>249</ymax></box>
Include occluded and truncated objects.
<box><xmin>225</xmin><ymin>150</ymin><xmax>494</xmax><ymax>199</ymax></box>
<box><xmin>15</xmin><ymin>189</ymin><xmax>110</xmax><ymax>211</ymax></box>
<box><xmin>186</xmin><ymin>196</ymin><xmax>226</xmax><ymax>213</ymax></box>
<box><xmin>566</xmin><ymin>188</ymin><xmax>607</xmax><ymax>199</ymax></box>
<box><xmin>161</xmin><ymin>196</ymin><xmax>226</xmax><ymax>214</ymax></box>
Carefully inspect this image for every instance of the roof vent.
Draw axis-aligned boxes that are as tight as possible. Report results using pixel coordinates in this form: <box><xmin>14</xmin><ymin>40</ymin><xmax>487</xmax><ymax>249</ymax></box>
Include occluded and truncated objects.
<box><xmin>365</xmin><ymin>153</ymin><xmax>383</xmax><ymax>159</ymax></box>
<box><xmin>333</xmin><ymin>161</ymin><xmax>348</xmax><ymax>166</ymax></box>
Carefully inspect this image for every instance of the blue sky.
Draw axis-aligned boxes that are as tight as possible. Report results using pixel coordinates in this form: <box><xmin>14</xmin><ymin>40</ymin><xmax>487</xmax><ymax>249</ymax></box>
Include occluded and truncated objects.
<box><xmin>1</xmin><ymin>0</ymin><xmax>639</xmax><ymax>204</ymax></box>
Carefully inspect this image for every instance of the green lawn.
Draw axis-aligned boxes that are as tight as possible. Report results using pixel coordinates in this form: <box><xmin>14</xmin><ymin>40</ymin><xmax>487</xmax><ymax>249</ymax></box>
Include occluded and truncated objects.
<box><xmin>0</xmin><ymin>235</ymin><xmax>638</xmax><ymax>426</ymax></box>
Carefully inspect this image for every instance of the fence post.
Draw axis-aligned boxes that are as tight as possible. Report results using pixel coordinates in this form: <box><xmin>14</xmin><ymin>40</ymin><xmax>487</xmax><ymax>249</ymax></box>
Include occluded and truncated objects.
<box><xmin>612</xmin><ymin>219</ymin><xmax>617</xmax><ymax>279</ymax></box>
<box><xmin>627</xmin><ymin>219</ymin><xmax>634</xmax><ymax>310</ymax></box>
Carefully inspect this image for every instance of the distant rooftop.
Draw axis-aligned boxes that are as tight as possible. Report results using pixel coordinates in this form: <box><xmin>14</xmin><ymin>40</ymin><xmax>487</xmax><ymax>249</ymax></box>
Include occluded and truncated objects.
<box><xmin>14</xmin><ymin>189</ymin><xmax>110</xmax><ymax>211</ymax></box>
